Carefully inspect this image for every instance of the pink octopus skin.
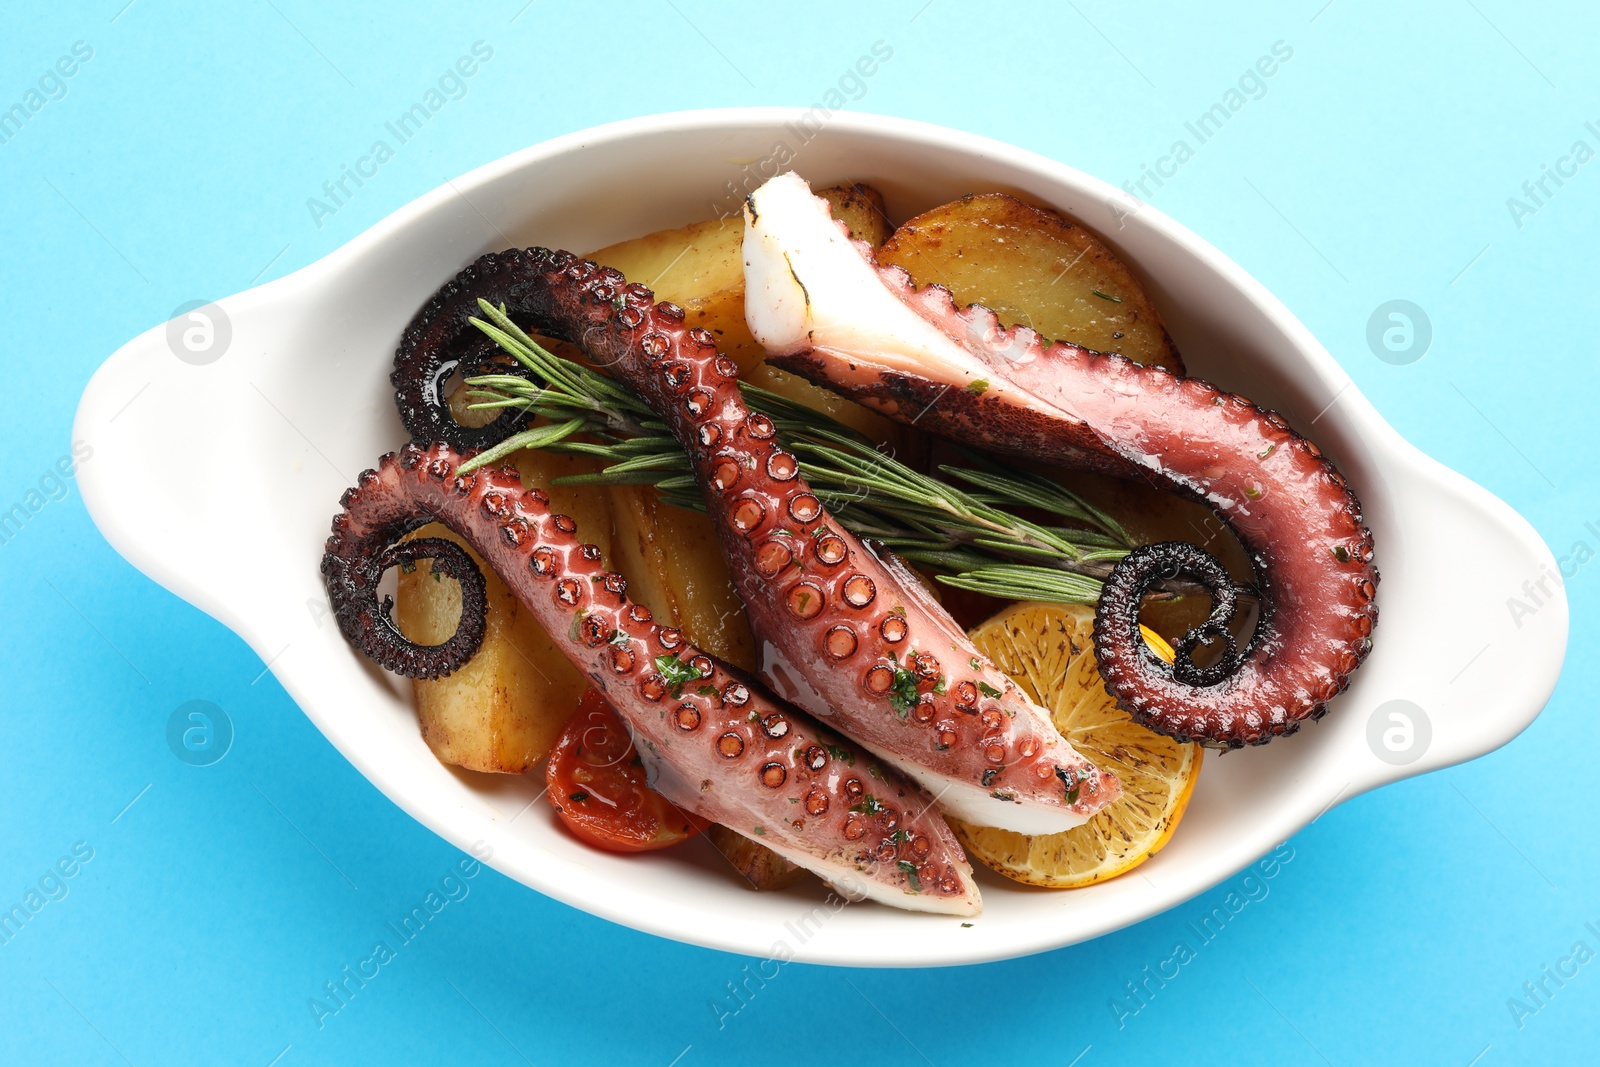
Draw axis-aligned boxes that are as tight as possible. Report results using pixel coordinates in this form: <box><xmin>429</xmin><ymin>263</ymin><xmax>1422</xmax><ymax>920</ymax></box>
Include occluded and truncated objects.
<box><xmin>321</xmin><ymin>442</ymin><xmax>979</xmax><ymax>915</ymax></box>
<box><xmin>388</xmin><ymin>247</ymin><xmax>1119</xmax><ymax>836</ymax></box>
<box><xmin>742</xmin><ymin>172</ymin><xmax>1379</xmax><ymax>748</ymax></box>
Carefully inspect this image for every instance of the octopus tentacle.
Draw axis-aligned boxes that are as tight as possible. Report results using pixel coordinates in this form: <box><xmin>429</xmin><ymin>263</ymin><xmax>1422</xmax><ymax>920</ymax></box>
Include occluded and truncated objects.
<box><xmin>1097</xmin><ymin>542</ymin><xmax>1243</xmax><ymax>691</ymax></box>
<box><xmin>742</xmin><ymin>171</ymin><xmax>1378</xmax><ymax>748</ymax></box>
<box><xmin>322</xmin><ymin>442</ymin><xmax>979</xmax><ymax>914</ymax></box>
<box><xmin>391</xmin><ymin>251</ymin><xmax>539</xmax><ymax>451</ymax></box>
<box><xmin>388</xmin><ymin>249</ymin><xmax>1120</xmax><ymax>836</ymax></box>
<box><xmin>322</xmin><ymin>482</ymin><xmax>489</xmax><ymax>679</ymax></box>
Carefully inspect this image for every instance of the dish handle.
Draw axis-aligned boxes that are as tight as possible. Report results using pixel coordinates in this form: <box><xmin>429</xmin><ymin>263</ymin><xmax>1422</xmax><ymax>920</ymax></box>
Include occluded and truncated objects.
<box><xmin>1349</xmin><ymin>445</ymin><xmax>1567</xmax><ymax>791</ymax></box>
<box><xmin>74</xmin><ymin>279</ymin><xmax>321</xmax><ymax>631</ymax></box>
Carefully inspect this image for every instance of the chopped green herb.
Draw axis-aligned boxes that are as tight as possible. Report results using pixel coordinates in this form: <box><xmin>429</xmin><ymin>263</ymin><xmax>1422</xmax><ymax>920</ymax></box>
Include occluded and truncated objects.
<box><xmin>1067</xmin><ymin>785</ymin><xmax>1082</xmax><ymax>805</ymax></box>
<box><xmin>897</xmin><ymin>859</ymin><xmax>922</xmax><ymax>892</ymax></box>
<box><xmin>608</xmin><ymin>629</ymin><xmax>629</xmax><ymax>646</ymax></box>
<box><xmin>977</xmin><ymin>680</ymin><xmax>1004</xmax><ymax>700</ymax></box>
<box><xmin>969</xmin><ymin>657</ymin><xmax>981</xmax><ymax>670</ymax></box>
<box><xmin>825</xmin><ymin>743</ymin><xmax>855</xmax><ymax>766</ymax></box>
<box><xmin>1091</xmin><ymin>289</ymin><xmax>1123</xmax><ymax>303</ymax></box>
<box><xmin>568</xmin><ymin>791</ymin><xmax>590</xmax><ymax>802</ymax></box>
<box><xmin>961</xmin><ymin>922</ymin><xmax>974</xmax><ymax>928</ymax></box>
<box><xmin>1244</xmin><ymin>486</ymin><xmax>1261</xmax><ymax>500</ymax></box>
<box><xmin>695</xmin><ymin>684</ymin><xmax>719</xmax><ymax>697</ymax></box>
<box><xmin>981</xmin><ymin>768</ymin><xmax>1000</xmax><ymax>787</ymax></box>
<box><xmin>849</xmin><ymin>795</ymin><xmax>884</xmax><ymax>815</ymax></box>
<box><xmin>654</xmin><ymin>654</ymin><xmax>707</xmax><ymax>698</ymax></box>
<box><xmin>752</xmin><ymin>825</ymin><xmax>765</xmax><ymax>836</ymax></box>
<box><xmin>569</xmin><ymin>611</ymin><xmax>586</xmax><ymax>643</ymax></box>
<box><xmin>965</xmin><ymin>378</ymin><xmax>990</xmax><ymax>395</ymax></box>
<box><xmin>887</xmin><ymin>663</ymin><xmax>922</xmax><ymax>716</ymax></box>
<box><xmin>890</xmin><ymin>828</ymin><xmax>911</xmax><ymax>843</ymax></box>
<box><xmin>1332</xmin><ymin>545</ymin><xmax>1351</xmax><ymax>563</ymax></box>
<box><xmin>400</xmin><ymin>560</ymin><xmax>417</xmax><ymax>574</ymax></box>
<box><xmin>932</xmin><ymin>676</ymin><xmax>948</xmax><ymax>696</ymax></box>
<box><xmin>990</xmin><ymin>791</ymin><xmax>1016</xmax><ymax>802</ymax></box>
<box><xmin>1258</xmin><ymin>443</ymin><xmax>1277</xmax><ymax>460</ymax></box>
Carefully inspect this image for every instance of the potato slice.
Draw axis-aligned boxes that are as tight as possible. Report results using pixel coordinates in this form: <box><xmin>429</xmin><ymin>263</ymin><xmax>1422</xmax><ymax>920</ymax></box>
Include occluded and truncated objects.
<box><xmin>395</xmin><ymin>449</ymin><xmax>613</xmax><ymax>773</ymax></box>
<box><xmin>877</xmin><ymin>192</ymin><xmax>1182</xmax><ymax>372</ymax></box>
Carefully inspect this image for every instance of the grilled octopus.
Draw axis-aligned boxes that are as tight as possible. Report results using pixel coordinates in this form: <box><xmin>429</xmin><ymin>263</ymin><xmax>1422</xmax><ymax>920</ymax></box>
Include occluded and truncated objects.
<box><xmin>742</xmin><ymin>172</ymin><xmax>1377</xmax><ymax>748</ymax></box>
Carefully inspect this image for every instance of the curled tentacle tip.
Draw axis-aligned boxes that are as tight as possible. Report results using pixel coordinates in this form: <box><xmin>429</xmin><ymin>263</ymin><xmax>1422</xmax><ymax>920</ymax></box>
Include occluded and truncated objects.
<box><xmin>324</xmin><ymin>518</ymin><xmax>489</xmax><ymax>681</ymax></box>
<box><xmin>1171</xmin><ymin>621</ymin><xmax>1240</xmax><ymax>688</ymax></box>
<box><xmin>1093</xmin><ymin>540</ymin><xmax>1258</xmax><ymax>738</ymax></box>
<box><xmin>391</xmin><ymin>253</ymin><xmax>552</xmax><ymax>452</ymax></box>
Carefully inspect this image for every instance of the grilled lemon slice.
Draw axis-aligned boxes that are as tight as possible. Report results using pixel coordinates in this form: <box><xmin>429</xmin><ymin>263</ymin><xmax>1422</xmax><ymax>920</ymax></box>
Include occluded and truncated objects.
<box><xmin>954</xmin><ymin>602</ymin><xmax>1202</xmax><ymax>888</ymax></box>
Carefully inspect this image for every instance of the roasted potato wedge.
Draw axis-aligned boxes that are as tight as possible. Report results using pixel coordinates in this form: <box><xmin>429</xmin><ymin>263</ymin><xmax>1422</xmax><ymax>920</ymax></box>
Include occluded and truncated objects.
<box><xmin>677</xmin><ymin>284</ymin><xmax>766</xmax><ymax>376</ymax></box>
<box><xmin>877</xmin><ymin>192</ymin><xmax>1182</xmax><ymax>372</ymax></box>
<box><xmin>818</xmin><ymin>182</ymin><xmax>893</xmax><ymax>248</ymax></box>
<box><xmin>587</xmin><ymin>216</ymin><xmax>745</xmax><ymax>308</ymax></box>
<box><xmin>608</xmin><ymin>482</ymin><xmax>758</xmax><ymax>673</ymax></box>
<box><xmin>395</xmin><ymin>449</ymin><xmax>614</xmax><ymax>773</ymax></box>
<box><xmin>588</xmin><ymin>183</ymin><xmax>891</xmax><ymax>375</ymax></box>
<box><xmin>588</xmin><ymin>184</ymin><xmax>888</xmax><ymax>297</ymax></box>
<box><xmin>705</xmin><ymin>824</ymin><xmax>806</xmax><ymax>891</ymax></box>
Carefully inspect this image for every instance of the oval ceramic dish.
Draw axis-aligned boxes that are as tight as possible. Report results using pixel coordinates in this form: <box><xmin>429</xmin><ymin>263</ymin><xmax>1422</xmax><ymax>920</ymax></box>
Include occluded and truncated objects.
<box><xmin>74</xmin><ymin>109</ymin><xmax>1567</xmax><ymax>966</ymax></box>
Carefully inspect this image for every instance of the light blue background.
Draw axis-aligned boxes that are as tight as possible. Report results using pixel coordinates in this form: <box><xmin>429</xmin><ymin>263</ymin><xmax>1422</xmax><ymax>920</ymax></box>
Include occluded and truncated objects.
<box><xmin>3</xmin><ymin>2</ymin><xmax>1595</xmax><ymax>1063</ymax></box>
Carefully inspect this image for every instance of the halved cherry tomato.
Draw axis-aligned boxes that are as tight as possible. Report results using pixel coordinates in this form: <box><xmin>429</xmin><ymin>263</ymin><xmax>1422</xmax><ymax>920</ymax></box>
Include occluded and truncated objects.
<box><xmin>545</xmin><ymin>688</ymin><xmax>710</xmax><ymax>852</ymax></box>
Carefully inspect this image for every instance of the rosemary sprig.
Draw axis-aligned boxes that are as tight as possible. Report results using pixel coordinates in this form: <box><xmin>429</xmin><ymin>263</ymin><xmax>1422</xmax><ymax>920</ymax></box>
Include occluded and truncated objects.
<box><xmin>455</xmin><ymin>299</ymin><xmax>1136</xmax><ymax>606</ymax></box>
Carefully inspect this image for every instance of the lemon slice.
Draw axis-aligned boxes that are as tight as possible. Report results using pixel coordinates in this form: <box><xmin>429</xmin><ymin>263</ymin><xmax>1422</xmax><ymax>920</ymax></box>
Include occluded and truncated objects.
<box><xmin>953</xmin><ymin>601</ymin><xmax>1202</xmax><ymax>888</ymax></box>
